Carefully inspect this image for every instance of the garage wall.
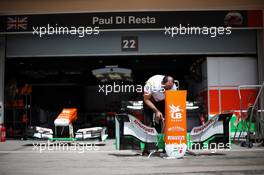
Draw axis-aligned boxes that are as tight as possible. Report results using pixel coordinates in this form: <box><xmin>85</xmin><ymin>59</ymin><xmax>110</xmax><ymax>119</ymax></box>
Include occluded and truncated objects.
<box><xmin>0</xmin><ymin>36</ymin><xmax>4</xmax><ymax>124</ymax></box>
<box><xmin>0</xmin><ymin>0</ymin><xmax>263</xmax><ymax>15</ymax></box>
<box><xmin>6</xmin><ymin>30</ymin><xmax>256</xmax><ymax>57</ymax></box>
<box><xmin>205</xmin><ymin>57</ymin><xmax>258</xmax><ymax>116</ymax></box>
<box><xmin>257</xmin><ymin>30</ymin><xmax>264</xmax><ymax>118</ymax></box>
<box><xmin>207</xmin><ymin>57</ymin><xmax>258</xmax><ymax>86</ymax></box>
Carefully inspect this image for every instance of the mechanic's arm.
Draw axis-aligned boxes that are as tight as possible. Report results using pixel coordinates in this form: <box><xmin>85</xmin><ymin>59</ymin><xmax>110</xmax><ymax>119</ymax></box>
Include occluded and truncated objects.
<box><xmin>143</xmin><ymin>92</ymin><xmax>164</xmax><ymax>120</ymax></box>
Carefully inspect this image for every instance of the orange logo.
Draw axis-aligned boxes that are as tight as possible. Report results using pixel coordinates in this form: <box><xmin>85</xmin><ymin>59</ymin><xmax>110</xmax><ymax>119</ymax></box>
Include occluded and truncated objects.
<box><xmin>169</xmin><ymin>104</ymin><xmax>183</xmax><ymax>119</ymax></box>
<box><xmin>165</xmin><ymin>90</ymin><xmax>187</xmax><ymax>144</ymax></box>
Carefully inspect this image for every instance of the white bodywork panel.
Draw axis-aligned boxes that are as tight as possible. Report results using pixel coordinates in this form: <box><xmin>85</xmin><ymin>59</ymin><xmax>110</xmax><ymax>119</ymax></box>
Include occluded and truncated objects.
<box><xmin>54</xmin><ymin>118</ymin><xmax>70</xmax><ymax>126</ymax></box>
<box><xmin>75</xmin><ymin>127</ymin><xmax>108</xmax><ymax>141</ymax></box>
<box><xmin>190</xmin><ymin>116</ymin><xmax>223</xmax><ymax>142</ymax></box>
<box><xmin>123</xmin><ymin>114</ymin><xmax>158</xmax><ymax>143</ymax></box>
<box><xmin>33</xmin><ymin>126</ymin><xmax>53</xmax><ymax>139</ymax></box>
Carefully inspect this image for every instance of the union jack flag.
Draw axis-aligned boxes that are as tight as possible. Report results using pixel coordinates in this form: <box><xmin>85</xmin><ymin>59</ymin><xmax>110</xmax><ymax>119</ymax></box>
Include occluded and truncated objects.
<box><xmin>6</xmin><ymin>17</ymin><xmax>28</xmax><ymax>30</ymax></box>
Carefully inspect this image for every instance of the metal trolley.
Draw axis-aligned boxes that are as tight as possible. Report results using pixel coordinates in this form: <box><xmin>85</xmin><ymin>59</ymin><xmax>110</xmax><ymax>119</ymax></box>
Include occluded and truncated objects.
<box><xmin>234</xmin><ymin>83</ymin><xmax>264</xmax><ymax>148</ymax></box>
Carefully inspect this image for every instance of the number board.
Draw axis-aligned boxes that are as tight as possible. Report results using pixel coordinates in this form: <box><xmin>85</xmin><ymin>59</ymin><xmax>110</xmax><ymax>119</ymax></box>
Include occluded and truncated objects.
<box><xmin>121</xmin><ymin>36</ymin><xmax>138</xmax><ymax>51</ymax></box>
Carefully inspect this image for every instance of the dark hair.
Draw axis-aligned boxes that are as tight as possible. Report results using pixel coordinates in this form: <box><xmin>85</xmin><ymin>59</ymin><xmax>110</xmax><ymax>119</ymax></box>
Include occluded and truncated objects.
<box><xmin>162</xmin><ymin>75</ymin><xmax>174</xmax><ymax>84</ymax></box>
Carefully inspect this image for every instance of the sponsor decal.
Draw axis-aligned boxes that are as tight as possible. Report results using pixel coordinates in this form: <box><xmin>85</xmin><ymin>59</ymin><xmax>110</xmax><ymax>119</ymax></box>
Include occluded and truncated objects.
<box><xmin>192</xmin><ymin>116</ymin><xmax>218</xmax><ymax>134</ymax></box>
<box><xmin>224</xmin><ymin>11</ymin><xmax>243</xmax><ymax>26</ymax></box>
<box><xmin>169</xmin><ymin>104</ymin><xmax>183</xmax><ymax>120</ymax></box>
<box><xmin>133</xmin><ymin>119</ymin><xmax>155</xmax><ymax>134</ymax></box>
<box><xmin>167</xmin><ymin>126</ymin><xmax>185</xmax><ymax>132</ymax></box>
<box><xmin>167</xmin><ymin>136</ymin><xmax>185</xmax><ymax>140</ymax></box>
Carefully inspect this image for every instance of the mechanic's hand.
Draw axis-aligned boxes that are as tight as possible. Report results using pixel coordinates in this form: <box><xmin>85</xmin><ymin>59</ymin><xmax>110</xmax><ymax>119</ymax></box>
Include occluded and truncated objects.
<box><xmin>155</xmin><ymin>111</ymin><xmax>164</xmax><ymax>121</ymax></box>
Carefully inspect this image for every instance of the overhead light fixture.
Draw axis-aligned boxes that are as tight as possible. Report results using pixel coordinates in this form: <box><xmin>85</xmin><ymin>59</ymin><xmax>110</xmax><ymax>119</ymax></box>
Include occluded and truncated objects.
<box><xmin>92</xmin><ymin>65</ymin><xmax>133</xmax><ymax>82</ymax></box>
<box><xmin>124</xmin><ymin>100</ymin><xmax>143</xmax><ymax>110</ymax></box>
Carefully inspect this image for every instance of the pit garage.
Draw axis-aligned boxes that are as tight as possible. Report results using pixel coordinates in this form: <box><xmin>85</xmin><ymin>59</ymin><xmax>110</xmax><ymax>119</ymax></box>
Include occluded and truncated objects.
<box><xmin>5</xmin><ymin>55</ymin><xmax>205</xmax><ymax>138</ymax></box>
<box><xmin>0</xmin><ymin>11</ymin><xmax>263</xmax><ymax>140</ymax></box>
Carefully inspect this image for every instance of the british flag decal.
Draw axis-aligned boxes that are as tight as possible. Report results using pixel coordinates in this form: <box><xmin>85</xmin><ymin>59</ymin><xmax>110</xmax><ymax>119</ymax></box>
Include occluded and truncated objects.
<box><xmin>6</xmin><ymin>17</ymin><xmax>28</xmax><ymax>30</ymax></box>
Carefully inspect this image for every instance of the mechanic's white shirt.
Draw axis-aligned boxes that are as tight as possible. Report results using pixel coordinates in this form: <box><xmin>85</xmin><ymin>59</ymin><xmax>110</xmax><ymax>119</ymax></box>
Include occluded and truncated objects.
<box><xmin>144</xmin><ymin>75</ymin><xmax>177</xmax><ymax>102</ymax></box>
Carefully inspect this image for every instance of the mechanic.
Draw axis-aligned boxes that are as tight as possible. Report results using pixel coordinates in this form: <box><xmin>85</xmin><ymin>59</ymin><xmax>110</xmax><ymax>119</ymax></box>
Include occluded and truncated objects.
<box><xmin>143</xmin><ymin>75</ymin><xmax>177</xmax><ymax>132</ymax></box>
<box><xmin>141</xmin><ymin>75</ymin><xmax>177</xmax><ymax>155</ymax></box>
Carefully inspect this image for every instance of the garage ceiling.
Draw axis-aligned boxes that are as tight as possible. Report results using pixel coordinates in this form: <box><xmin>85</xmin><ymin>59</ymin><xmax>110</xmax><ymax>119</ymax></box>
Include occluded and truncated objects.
<box><xmin>5</xmin><ymin>55</ymin><xmax>202</xmax><ymax>86</ymax></box>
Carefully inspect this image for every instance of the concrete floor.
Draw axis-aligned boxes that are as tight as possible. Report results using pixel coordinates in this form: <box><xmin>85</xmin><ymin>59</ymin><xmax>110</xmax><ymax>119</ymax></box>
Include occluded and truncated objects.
<box><xmin>0</xmin><ymin>139</ymin><xmax>264</xmax><ymax>175</ymax></box>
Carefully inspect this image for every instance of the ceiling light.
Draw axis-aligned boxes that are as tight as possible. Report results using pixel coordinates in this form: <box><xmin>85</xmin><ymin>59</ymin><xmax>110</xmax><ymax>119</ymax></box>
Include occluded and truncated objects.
<box><xmin>92</xmin><ymin>66</ymin><xmax>132</xmax><ymax>82</ymax></box>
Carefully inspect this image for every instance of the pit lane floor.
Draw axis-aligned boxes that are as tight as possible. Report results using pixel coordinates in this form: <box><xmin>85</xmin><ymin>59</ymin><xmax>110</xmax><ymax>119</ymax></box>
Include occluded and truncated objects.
<box><xmin>0</xmin><ymin>139</ymin><xmax>264</xmax><ymax>175</ymax></box>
